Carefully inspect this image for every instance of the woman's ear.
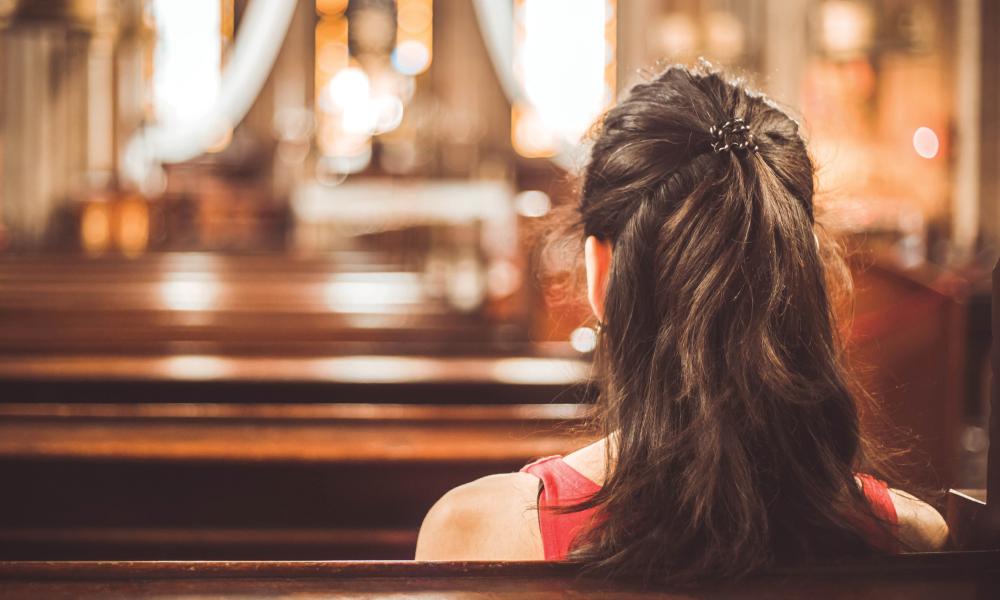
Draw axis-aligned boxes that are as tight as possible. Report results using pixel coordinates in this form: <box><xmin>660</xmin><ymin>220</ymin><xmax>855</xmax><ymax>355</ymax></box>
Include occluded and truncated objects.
<box><xmin>585</xmin><ymin>235</ymin><xmax>613</xmax><ymax>323</ymax></box>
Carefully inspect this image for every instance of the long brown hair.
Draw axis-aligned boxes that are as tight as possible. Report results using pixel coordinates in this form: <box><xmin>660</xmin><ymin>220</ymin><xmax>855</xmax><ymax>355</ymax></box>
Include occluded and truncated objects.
<box><xmin>567</xmin><ymin>64</ymin><xmax>891</xmax><ymax>582</ymax></box>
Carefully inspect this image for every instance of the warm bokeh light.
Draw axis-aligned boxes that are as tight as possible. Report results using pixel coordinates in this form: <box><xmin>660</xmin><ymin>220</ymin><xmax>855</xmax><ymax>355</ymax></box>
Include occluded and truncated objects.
<box><xmin>511</xmin><ymin>104</ymin><xmax>559</xmax><ymax>158</ymax></box>
<box><xmin>913</xmin><ymin>126</ymin><xmax>940</xmax><ymax>159</ymax></box>
<box><xmin>820</xmin><ymin>0</ymin><xmax>875</xmax><ymax>57</ymax></box>
<box><xmin>314</xmin><ymin>1</ymin><xmax>413</xmax><ymax>178</ymax></box>
<box><xmin>160</xmin><ymin>277</ymin><xmax>220</xmax><ymax>311</ymax></box>
<box><xmin>315</xmin><ymin>0</ymin><xmax>349</xmax><ymax>18</ymax></box>
<box><xmin>80</xmin><ymin>202</ymin><xmax>112</xmax><ymax>256</ymax></box>
<box><xmin>371</xmin><ymin>95</ymin><xmax>405</xmax><ymax>133</ymax></box>
<box><xmin>393</xmin><ymin>0</ymin><xmax>433</xmax><ymax>76</ymax></box>
<box><xmin>513</xmin><ymin>0</ymin><xmax>616</xmax><ymax>158</ymax></box>
<box><xmin>322</xmin><ymin>273</ymin><xmax>424</xmax><ymax>313</ymax></box>
<box><xmin>392</xmin><ymin>39</ymin><xmax>431</xmax><ymax>76</ymax></box>
<box><xmin>116</xmin><ymin>196</ymin><xmax>150</xmax><ymax>258</ymax></box>
<box><xmin>569</xmin><ymin>326</ymin><xmax>598</xmax><ymax>354</ymax></box>
<box><xmin>325</xmin><ymin>67</ymin><xmax>371</xmax><ymax>111</ymax></box>
<box><xmin>514</xmin><ymin>190</ymin><xmax>552</xmax><ymax>218</ymax></box>
<box><xmin>491</xmin><ymin>357</ymin><xmax>591</xmax><ymax>385</ymax></box>
<box><xmin>162</xmin><ymin>355</ymin><xmax>232</xmax><ymax>380</ymax></box>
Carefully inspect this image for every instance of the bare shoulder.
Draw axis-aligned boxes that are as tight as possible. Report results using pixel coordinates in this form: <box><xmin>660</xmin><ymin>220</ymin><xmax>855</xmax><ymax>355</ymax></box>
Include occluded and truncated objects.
<box><xmin>415</xmin><ymin>472</ymin><xmax>543</xmax><ymax>561</ymax></box>
<box><xmin>888</xmin><ymin>488</ymin><xmax>949</xmax><ymax>551</ymax></box>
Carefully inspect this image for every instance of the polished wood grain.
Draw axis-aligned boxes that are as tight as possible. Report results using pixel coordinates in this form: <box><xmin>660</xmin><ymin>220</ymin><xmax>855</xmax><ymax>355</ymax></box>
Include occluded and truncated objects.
<box><xmin>0</xmin><ymin>401</ymin><xmax>585</xmax><ymax>421</ymax></box>
<box><xmin>0</xmin><ymin>254</ymin><xmax>535</xmax><ymax>355</ymax></box>
<box><xmin>0</xmin><ymin>553</ymin><xmax>997</xmax><ymax>599</ymax></box>
<box><xmin>0</xmin><ymin>355</ymin><xmax>590</xmax><ymax>385</ymax></box>
<box><xmin>0</xmin><ymin>403</ymin><xmax>587</xmax><ymax>463</ymax></box>
<box><xmin>0</xmin><ymin>353</ymin><xmax>593</xmax><ymax>404</ymax></box>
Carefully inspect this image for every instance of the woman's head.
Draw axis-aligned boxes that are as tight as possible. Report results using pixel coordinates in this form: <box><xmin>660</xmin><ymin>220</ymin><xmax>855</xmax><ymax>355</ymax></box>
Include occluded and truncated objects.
<box><xmin>570</xmin><ymin>64</ymin><xmax>880</xmax><ymax>581</ymax></box>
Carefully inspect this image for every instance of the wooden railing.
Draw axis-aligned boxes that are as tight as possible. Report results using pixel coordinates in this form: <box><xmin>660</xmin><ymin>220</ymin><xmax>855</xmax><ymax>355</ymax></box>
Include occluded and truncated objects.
<box><xmin>0</xmin><ymin>553</ymin><xmax>997</xmax><ymax>599</ymax></box>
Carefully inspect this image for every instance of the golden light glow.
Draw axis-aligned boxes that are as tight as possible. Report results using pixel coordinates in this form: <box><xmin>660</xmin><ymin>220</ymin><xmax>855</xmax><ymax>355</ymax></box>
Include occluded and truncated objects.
<box><xmin>393</xmin><ymin>0</ymin><xmax>433</xmax><ymax>75</ymax></box>
<box><xmin>163</xmin><ymin>355</ymin><xmax>232</xmax><ymax>380</ymax></box>
<box><xmin>115</xmin><ymin>196</ymin><xmax>150</xmax><ymax>258</ymax></box>
<box><xmin>512</xmin><ymin>0</ymin><xmax>616</xmax><ymax>158</ymax></box>
<box><xmin>316</xmin><ymin>0</ymin><xmax>349</xmax><ymax>18</ymax></box>
<box><xmin>81</xmin><ymin>202</ymin><xmax>112</xmax><ymax>255</ymax></box>
<box><xmin>820</xmin><ymin>0</ymin><xmax>874</xmax><ymax>57</ymax></box>
<box><xmin>314</xmin><ymin>1</ymin><xmax>414</xmax><ymax>175</ymax></box>
<box><xmin>315</xmin><ymin>3</ymin><xmax>366</xmax><ymax>170</ymax></box>
<box><xmin>160</xmin><ymin>276</ymin><xmax>220</xmax><ymax>311</ymax></box>
<box><xmin>315</xmin><ymin>12</ymin><xmax>350</xmax><ymax>98</ymax></box>
<box><xmin>511</xmin><ymin>103</ymin><xmax>558</xmax><ymax>158</ymax></box>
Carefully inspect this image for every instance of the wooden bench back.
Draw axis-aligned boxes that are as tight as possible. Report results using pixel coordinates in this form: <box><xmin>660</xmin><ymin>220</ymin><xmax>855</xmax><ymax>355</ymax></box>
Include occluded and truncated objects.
<box><xmin>0</xmin><ymin>555</ymin><xmax>997</xmax><ymax>599</ymax></box>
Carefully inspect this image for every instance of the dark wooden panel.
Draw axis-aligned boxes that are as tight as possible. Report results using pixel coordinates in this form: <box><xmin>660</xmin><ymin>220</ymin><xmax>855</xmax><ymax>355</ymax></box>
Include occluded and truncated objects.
<box><xmin>0</xmin><ymin>554</ymin><xmax>997</xmax><ymax>599</ymax></box>
<box><xmin>0</xmin><ymin>402</ymin><xmax>591</xmax><ymax>560</ymax></box>
<box><xmin>848</xmin><ymin>263</ymin><xmax>968</xmax><ymax>490</ymax></box>
<box><xmin>946</xmin><ymin>489</ymin><xmax>988</xmax><ymax>549</ymax></box>
<box><xmin>987</xmin><ymin>260</ymin><xmax>1000</xmax><ymax>542</ymax></box>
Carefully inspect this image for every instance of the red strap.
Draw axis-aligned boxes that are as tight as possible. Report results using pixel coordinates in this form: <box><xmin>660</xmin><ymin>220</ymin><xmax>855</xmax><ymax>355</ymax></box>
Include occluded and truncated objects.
<box><xmin>520</xmin><ymin>456</ymin><xmax>601</xmax><ymax>560</ymax></box>
<box><xmin>854</xmin><ymin>473</ymin><xmax>900</xmax><ymax>553</ymax></box>
<box><xmin>521</xmin><ymin>459</ymin><xmax>901</xmax><ymax>560</ymax></box>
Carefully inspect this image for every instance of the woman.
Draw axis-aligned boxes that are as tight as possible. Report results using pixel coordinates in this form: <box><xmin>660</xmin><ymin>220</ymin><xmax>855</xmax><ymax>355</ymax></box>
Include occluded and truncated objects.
<box><xmin>415</xmin><ymin>65</ymin><xmax>948</xmax><ymax>581</ymax></box>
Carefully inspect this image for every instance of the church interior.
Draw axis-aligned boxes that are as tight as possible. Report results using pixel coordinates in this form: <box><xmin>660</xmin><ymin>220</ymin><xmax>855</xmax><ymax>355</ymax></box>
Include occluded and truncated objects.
<box><xmin>0</xmin><ymin>0</ymin><xmax>998</xmax><ymax>597</ymax></box>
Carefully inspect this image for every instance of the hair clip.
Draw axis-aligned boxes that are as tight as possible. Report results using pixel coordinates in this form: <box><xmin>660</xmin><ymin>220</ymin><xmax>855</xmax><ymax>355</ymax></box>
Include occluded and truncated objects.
<box><xmin>709</xmin><ymin>117</ymin><xmax>758</xmax><ymax>154</ymax></box>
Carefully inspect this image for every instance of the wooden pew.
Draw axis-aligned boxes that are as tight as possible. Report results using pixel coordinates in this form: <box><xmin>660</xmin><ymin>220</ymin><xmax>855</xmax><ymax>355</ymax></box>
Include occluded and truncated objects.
<box><xmin>0</xmin><ymin>254</ymin><xmax>982</xmax><ymax>561</ymax></box>
<box><xmin>849</xmin><ymin>261</ymin><xmax>969</xmax><ymax>490</ymax></box>
<box><xmin>0</xmin><ymin>553</ymin><xmax>997</xmax><ymax>599</ymax></box>
<box><xmin>0</xmin><ymin>354</ymin><xmax>592</xmax><ymax>404</ymax></box>
<box><xmin>0</xmin><ymin>402</ymin><xmax>591</xmax><ymax>560</ymax></box>
<box><xmin>944</xmin><ymin>258</ymin><xmax>998</xmax><ymax>549</ymax></box>
<box><xmin>0</xmin><ymin>254</ymin><xmax>533</xmax><ymax>356</ymax></box>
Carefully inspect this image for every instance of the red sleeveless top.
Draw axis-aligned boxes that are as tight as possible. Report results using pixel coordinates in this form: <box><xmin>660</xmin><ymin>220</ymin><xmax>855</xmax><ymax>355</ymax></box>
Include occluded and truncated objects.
<box><xmin>520</xmin><ymin>455</ymin><xmax>899</xmax><ymax>561</ymax></box>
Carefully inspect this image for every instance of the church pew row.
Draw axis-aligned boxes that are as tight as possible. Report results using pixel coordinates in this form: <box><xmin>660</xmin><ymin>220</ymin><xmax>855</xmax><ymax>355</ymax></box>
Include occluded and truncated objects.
<box><xmin>0</xmin><ymin>253</ymin><xmax>976</xmax><ymax>488</ymax></box>
<box><xmin>0</xmin><ymin>254</ymin><xmax>533</xmax><ymax>355</ymax></box>
<box><xmin>0</xmin><ymin>354</ymin><xmax>593</xmax><ymax>404</ymax></box>
<box><xmin>0</xmin><ymin>401</ymin><xmax>988</xmax><ymax>561</ymax></box>
<box><xmin>0</xmin><ymin>553</ymin><xmax>997</xmax><ymax>599</ymax></box>
<box><xmin>0</xmin><ymin>256</ymin><xmax>982</xmax><ymax>564</ymax></box>
<box><xmin>0</xmin><ymin>402</ymin><xmax>591</xmax><ymax>560</ymax></box>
